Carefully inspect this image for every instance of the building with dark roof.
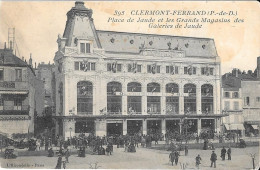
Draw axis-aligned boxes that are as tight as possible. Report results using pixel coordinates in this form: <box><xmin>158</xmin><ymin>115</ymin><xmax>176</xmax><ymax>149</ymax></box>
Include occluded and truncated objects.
<box><xmin>54</xmin><ymin>1</ymin><xmax>223</xmax><ymax>138</ymax></box>
<box><xmin>0</xmin><ymin>47</ymin><xmax>44</xmax><ymax>136</ymax></box>
<box><xmin>221</xmin><ymin>57</ymin><xmax>260</xmax><ymax>137</ymax></box>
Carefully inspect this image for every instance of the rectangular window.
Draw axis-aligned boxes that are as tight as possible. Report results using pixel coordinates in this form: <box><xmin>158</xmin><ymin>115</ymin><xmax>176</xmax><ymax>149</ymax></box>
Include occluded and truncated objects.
<box><xmin>234</xmin><ymin>101</ymin><xmax>239</xmax><ymax>110</ymax></box>
<box><xmin>224</xmin><ymin>101</ymin><xmax>230</xmax><ymax>110</ymax></box>
<box><xmin>184</xmin><ymin>67</ymin><xmax>188</xmax><ymax>74</ymax></box>
<box><xmin>107</xmin><ymin>63</ymin><xmax>112</xmax><ymax>71</ymax></box>
<box><xmin>166</xmin><ymin>66</ymin><xmax>179</xmax><ymax>74</ymax></box>
<box><xmin>86</xmin><ymin>43</ymin><xmax>90</xmax><ymax>53</ymax></box>
<box><xmin>147</xmin><ymin>96</ymin><xmax>161</xmax><ymax>114</ymax></box>
<box><xmin>14</xmin><ymin>98</ymin><xmax>22</xmax><ymax>110</ymax></box>
<box><xmin>74</xmin><ymin>62</ymin><xmax>79</xmax><ymax>70</ymax></box>
<box><xmin>201</xmin><ymin>68</ymin><xmax>205</xmax><ymax>75</ymax></box>
<box><xmin>0</xmin><ymin>69</ymin><xmax>3</xmax><ymax>81</ymax></box>
<box><xmin>210</xmin><ymin>68</ymin><xmax>214</xmax><ymax>75</ymax></box>
<box><xmin>137</xmin><ymin>65</ymin><xmax>141</xmax><ymax>72</ymax></box>
<box><xmin>166</xmin><ymin>66</ymin><xmax>170</xmax><ymax>73</ymax></box>
<box><xmin>166</xmin><ymin>97</ymin><xmax>179</xmax><ymax>114</ymax></box>
<box><xmin>117</xmin><ymin>64</ymin><xmax>122</xmax><ymax>72</ymax></box>
<box><xmin>91</xmin><ymin>63</ymin><xmax>95</xmax><ymax>70</ymax></box>
<box><xmin>147</xmin><ymin>65</ymin><xmax>151</xmax><ymax>73</ymax></box>
<box><xmin>232</xmin><ymin>92</ymin><xmax>239</xmax><ymax>98</ymax></box>
<box><xmin>80</xmin><ymin>43</ymin><xmax>85</xmax><ymax>53</ymax></box>
<box><xmin>127</xmin><ymin>96</ymin><xmax>142</xmax><ymax>114</ymax></box>
<box><xmin>224</xmin><ymin>92</ymin><xmax>230</xmax><ymax>98</ymax></box>
<box><xmin>156</xmin><ymin>66</ymin><xmax>160</xmax><ymax>73</ymax></box>
<box><xmin>193</xmin><ymin>67</ymin><xmax>196</xmax><ymax>74</ymax></box>
<box><xmin>175</xmin><ymin>66</ymin><xmax>179</xmax><ymax>74</ymax></box>
<box><xmin>15</xmin><ymin>69</ymin><xmax>22</xmax><ymax>81</ymax></box>
<box><xmin>244</xmin><ymin>97</ymin><xmax>250</xmax><ymax>106</ymax></box>
<box><xmin>256</xmin><ymin>97</ymin><xmax>260</xmax><ymax>103</ymax></box>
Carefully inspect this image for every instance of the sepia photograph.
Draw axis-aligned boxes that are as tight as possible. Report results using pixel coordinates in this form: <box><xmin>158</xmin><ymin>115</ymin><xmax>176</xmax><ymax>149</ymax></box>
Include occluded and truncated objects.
<box><xmin>0</xmin><ymin>0</ymin><xmax>259</xmax><ymax>169</ymax></box>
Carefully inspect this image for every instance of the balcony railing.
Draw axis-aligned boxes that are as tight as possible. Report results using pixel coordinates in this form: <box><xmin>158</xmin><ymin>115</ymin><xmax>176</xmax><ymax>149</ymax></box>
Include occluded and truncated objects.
<box><xmin>0</xmin><ymin>81</ymin><xmax>28</xmax><ymax>90</ymax></box>
<box><xmin>107</xmin><ymin>112</ymin><xmax>122</xmax><ymax>115</ymax></box>
<box><xmin>166</xmin><ymin>112</ymin><xmax>179</xmax><ymax>115</ymax></box>
<box><xmin>77</xmin><ymin>112</ymin><xmax>93</xmax><ymax>116</ymax></box>
<box><xmin>0</xmin><ymin>105</ymin><xmax>29</xmax><ymax>115</ymax></box>
<box><xmin>147</xmin><ymin>112</ymin><xmax>161</xmax><ymax>115</ymax></box>
<box><xmin>128</xmin><ymin>112</ymin><xmax>142</xmax><ymax>115</ymax></box>
<box><xmin>201</xmin><ymin>111</ymin><xmax>214</xmax><ymax>115</ymax></box>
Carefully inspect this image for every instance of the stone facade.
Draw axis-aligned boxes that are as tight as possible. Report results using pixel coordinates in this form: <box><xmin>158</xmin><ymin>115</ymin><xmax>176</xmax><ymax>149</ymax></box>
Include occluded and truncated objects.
<box><xmin>0</xmin><ymin>48</ymin><xmax>44</xmax><ymax>136</ymax></box>
<box><xmin>54</xmin><ymin>2</ymin><xmax>223</xmax><ymax>139</ymax></box>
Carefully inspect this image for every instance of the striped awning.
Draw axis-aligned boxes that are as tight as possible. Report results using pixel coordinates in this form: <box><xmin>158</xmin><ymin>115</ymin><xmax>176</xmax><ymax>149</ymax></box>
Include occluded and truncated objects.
<box><xmin>225</xmin><ymin>124</ymin><xmax>245</xmax><ymax>130</ymax></box>
<box><xmin>0</xmin><ymin>91</ymin><xmax>28</xmax><ymax>95</ymax></box>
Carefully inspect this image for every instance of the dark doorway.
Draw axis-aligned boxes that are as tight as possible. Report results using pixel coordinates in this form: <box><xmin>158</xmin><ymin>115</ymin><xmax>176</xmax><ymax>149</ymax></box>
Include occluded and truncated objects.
<box><xmin>201</xmin><ymin>119</ymin><xmax>215</xmax><ymax>138</ymax></box>
<box><xmin>166</xmin><ymin>120</ymin><xmax>180</xmax><ymax>133</ymax></box>
<box><xmin>75</xmin><ymin>120</ymin><xmax>95</xmax><ymax>134</ymax></box>
<box><xmin>147</xmin><ymin>120</ymin><xmax>161</xmax><ymax>135</ymax></box>
<box><xmin>107</xmin><ymin>123</ymin><xmax>123</xmax><ymax>136</ymax></box>
<box><xmin>127</xmin><ymin>120</ymin><xmax>142</xmax><ymax>135</ymax></box>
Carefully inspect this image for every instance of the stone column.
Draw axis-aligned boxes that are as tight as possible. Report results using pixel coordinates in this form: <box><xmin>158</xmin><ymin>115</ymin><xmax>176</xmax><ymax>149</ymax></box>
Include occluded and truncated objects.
<box><xmin>123</xmin><ymin>120</ymin><xmax>127</xmax><ymax>135</ymax></box>
<box><xmin>143</xmin><ymin>120</ymin><xmax>147</xmax><ymax>135</ymax></box>
<box><xmin>197</xmin><ymin>86</ymin><xmax>202</xmax><ymax>114</ymax></box>
<box><xmin>122</xmin><ymin>82</ymin><xmax>127</xmax><ymax>115</ymax></box>
<box><xmin>161</xmin><ymin>96</ymin><xmax>166</xmax><ymax>115</ymax></box>
<box><xmin>179</xmin><ymin>84</ymin><xmax>184</xmax><ymax>115</ymax></box>
<box><xmin>197</xmin><ymin>119</ymin><xmax>202</xmax><ymax>135</ymax></box>
<box><xmin>161</xmin><ymin>119</ymin><xmax>166</xmax><ymax>137</ymax></box>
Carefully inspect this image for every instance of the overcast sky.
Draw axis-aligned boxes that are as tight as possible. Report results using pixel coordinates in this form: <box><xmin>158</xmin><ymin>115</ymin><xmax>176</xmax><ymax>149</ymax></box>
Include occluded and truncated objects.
<box><xmin>0</xmin><ymin>1</ymin><xmax>259</xmax><ymax>74</ymax></box>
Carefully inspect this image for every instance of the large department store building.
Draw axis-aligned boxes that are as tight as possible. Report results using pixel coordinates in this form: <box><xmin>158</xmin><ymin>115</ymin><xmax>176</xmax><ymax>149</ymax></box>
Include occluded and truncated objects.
<box><xmin>54</xmin><ymin>2</ymin><xmax>223</xmax><ymax>139</ymax></box>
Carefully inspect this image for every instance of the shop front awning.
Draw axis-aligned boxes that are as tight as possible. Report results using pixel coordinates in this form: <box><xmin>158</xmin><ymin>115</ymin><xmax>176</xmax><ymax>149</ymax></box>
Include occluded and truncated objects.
<box><xmin>0</xmin><ymin>91</ymin><xmax>28</xmax><ymax>95</ymax></box>
<box><xmin>251</xmin><ymin>125</ymin><xmax>259</xmax><ymax>129</ymax></box>
<box><xmin>224</xmin><ymin>124</ymin><xmax>245</xmax><ymax>130</ymax></box>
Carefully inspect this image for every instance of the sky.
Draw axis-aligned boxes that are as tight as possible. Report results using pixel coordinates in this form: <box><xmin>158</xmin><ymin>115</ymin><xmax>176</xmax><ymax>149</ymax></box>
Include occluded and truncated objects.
<box><xmin>0</xmin><ymin>1</ymin><xmax>259</xmax><ymax>74</ymax></box>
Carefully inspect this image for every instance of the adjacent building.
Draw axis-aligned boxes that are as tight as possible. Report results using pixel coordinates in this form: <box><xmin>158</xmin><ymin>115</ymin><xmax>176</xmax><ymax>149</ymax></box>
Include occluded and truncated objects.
<box><xmin>54</xmin><ymin>2</ymin><xmax>223</xmax><ymax>139</ymax></box>
<box><xmin>0</xmin><ymin>47</ymin><xmax>44</xmax><ymax>136</ymax></box>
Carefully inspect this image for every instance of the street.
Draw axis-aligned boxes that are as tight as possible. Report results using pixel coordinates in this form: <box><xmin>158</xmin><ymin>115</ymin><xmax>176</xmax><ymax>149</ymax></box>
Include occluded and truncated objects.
<box><xmin>0</xmin><ymin>146</ymin><xmax>259</xmax><ymax>169</ymax></box>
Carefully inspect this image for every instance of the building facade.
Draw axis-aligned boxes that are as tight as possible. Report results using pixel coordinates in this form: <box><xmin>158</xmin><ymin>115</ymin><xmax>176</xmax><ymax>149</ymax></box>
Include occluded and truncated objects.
<box><xmin>0</xmin><ymin>47</ymin><xmax>44</xmax><ymax>136</ymax></box>
<box><xmin>221</xmin><ymin>70</ymin><xmax>245</xmax><ymax>136</ymax></box>
<box><xmin>54</xmin><ymin>2</ymin><xmax>222</xmax><ymax>139</ymax></box>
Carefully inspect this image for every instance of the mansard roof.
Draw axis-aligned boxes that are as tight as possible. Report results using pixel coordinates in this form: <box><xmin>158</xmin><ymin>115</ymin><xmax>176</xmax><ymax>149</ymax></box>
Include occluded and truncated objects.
<box><xmin>96</xmin><ymin>30</ymin><xmax>218</xmax><ymax>57</ymax></box>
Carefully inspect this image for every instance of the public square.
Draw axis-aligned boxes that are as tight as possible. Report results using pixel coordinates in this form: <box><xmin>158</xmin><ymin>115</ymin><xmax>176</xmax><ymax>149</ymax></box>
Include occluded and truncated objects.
<box><xmin>1</xmin><ymin>145</ymin><xmax>259</xmax><ymax>169</ymax></box>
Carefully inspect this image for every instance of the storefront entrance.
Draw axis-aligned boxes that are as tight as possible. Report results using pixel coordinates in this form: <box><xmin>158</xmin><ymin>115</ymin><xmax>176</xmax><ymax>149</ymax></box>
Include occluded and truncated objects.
<box><xmin>127</xmin><ymin>120</ymin><xmax>142</xmax><ymax>135</ymax></box>
<box><xmin>107</xmin><ymin>122</ymin><xmax>123</xmax><ymax>136</ymax></box>
<box><xmin>201</xmin><ymin>119</ymin><xmax>215</xmax><ymax>138</ymax></box>
<box><xmin>166</xmin><ymin>120</ymin><xmax>180</xmax><ymax>133</ymax></box>
<box><xmin>147</xmin><ymin>120</ymin><xmax>161</xmax><ymax>135</ymax></box>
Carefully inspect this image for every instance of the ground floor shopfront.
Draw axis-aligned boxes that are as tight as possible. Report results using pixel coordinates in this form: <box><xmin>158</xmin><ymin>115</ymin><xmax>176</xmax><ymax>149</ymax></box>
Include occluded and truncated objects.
<box><xmin>55</xmin><ymin>115</ymin><xmax>223</xmax><ymax>139</ymax></box>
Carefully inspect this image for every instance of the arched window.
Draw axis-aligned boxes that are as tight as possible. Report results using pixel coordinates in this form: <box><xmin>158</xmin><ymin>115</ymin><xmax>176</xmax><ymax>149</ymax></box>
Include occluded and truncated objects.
<box><xmin>166</xmin><ymin>83</ymin><xmax>179</xmax><ymax>114</ymax></box>
<box><xmin>77</xmin><ymin>81</ymin><xmax>93</xmax><ymax>115</ymax></box>
<box><xmin>201</xmin><ymin>84</ymin><xmax>213</xmax><ymax>114</ymax></box>
<box><xmin>107</xmin><ymin>82</ymin><xmax>122</xmax><ymax>114</ymax></box>
<box><xmin>166</xmin><ymin>83</ymin><xmax>179</xmax><ymax>93</ymax></box>
<box><xmin>184</xmin><ymin>84</ymin><xmax>196</xmax><ymax>114</ymax></box>
<box><xmin>147</xmin><ymin>82</ymin><xmax>160</xmax><ymax>93</ymax></box>
<box><xmin>127</xmin><ymin>82</ymin><xmax>142</xmax><ymax>92</ymax></box>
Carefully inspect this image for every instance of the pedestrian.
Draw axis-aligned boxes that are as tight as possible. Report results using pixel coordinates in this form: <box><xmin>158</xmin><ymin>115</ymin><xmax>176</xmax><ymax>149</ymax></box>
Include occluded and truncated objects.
<box><xmin>195</xmin><ymin>154</ymin><xmax>202</xmax><ymax>169</ymax></box>
<box><xmin>221</xmin><ymin>147</ymin><xmax>226</xmax><ymax>160</ymax></box>
<box><xmin>227</xmin><ymin>147</ymin><xmax>231</xmax><ymax>160</ymax></box>
<box><xmin>174</xmin><ymin>151</ymin><xmax>180</xmax><ymax>165</ymax></box>
<box><xmin>62</xmin><ymin>155</ymin><xmax>66</xmax><ymax>169</ymax></box>
<box><xmin>169</xmin><ymin>150</ymin><xmax>175</xmax><ymax>166</ymax></box>
<box><xmin>184</xmin><ymin>145</ymin><xmax>188</xmax><ymax>156</ymax></box>
<box><xmin>210</xmin><ymin>151</ymin><xmax>217</xmax><ymax>168</ymax></box>
<box><xmin>64</xmin><ymin>148</ymin><xmax>70</xmax><ymax>163</ymax></box>
<box><xmin>55</xmin><ymin>154</ymin><xmax>62</xmax><ymax>169</ymax></box>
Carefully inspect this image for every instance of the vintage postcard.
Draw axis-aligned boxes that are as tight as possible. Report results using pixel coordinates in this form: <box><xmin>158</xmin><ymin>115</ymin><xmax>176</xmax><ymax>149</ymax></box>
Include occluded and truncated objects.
<box><xmin>0</xmin><ymin>0</ymin><xmax>259</xmax><ymax>169</ymax></box>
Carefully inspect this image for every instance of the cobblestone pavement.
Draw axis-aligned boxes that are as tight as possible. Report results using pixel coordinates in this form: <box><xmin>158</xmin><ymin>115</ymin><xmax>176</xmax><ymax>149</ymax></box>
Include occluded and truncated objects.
<box><xmin>0</xmin><ymin>146</ymin><xmax>259</xmax><ymax>169</ymax></box>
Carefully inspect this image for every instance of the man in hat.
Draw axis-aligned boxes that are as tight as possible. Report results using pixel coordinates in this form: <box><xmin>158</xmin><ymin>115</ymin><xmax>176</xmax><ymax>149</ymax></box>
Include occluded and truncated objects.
<box><xmin>55</xmin><ymin>154</ymin><xmax>62</xmax><ymax>169</ymax></box>
<box><xmin>221</xmin><ymin>147</ymin><xmax>226</xmax><ymax>160</ymax></box>
<box><xmin>195</xmin><ymin>154</ymin><xmax>202</xmax><ymax>168</ymax></box>
<box><xmin>210</xmin><ymin>151</ymin><xmax>217</xmax><ymax>168</ymax></box>
<box><xmin>169</xmin><ymin>150</ymin><xmax>175</xmax><ymax>166</ymax></box>
<box><xmin>227</xmin><ymin>147</ymin><xmax>231</xmax><ymax>160</ymax></box>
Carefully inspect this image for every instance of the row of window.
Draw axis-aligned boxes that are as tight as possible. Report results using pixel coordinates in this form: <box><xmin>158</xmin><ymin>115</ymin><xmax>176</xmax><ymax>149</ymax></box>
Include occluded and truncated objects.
<box><xmin>0</xmin><ymin>69</ymin><xmax>23</xmax><ymax>81</ymax></box>
<box><xmin>224</xmin><ymin>91</ymin><xmax>239</xmax><ymax>98</ymax></box>
<box><xmin>76</xmin><ymin>81</ymin><xmax>214</xmax><ymax>95</ymax></box>
<box><xmin>244</xmin><ymin>96</ymin><xmax>260</xmax><ymax>106</ymax></box>
<box><xmin>224</xmin><ymin>101</ymin><xmax>240</xmax><ymax>111</ymax></box>
<box><xmin>0</xmin><ymin>97</ymin><xmax>23</xmax><ymax>110</ymax></box>
<box><xmin>75</xmin><ymin>81</ymin><xmax>214</xmax><ymax>114</ymax></box>
<box><xmin>73</xmin><ymin>61</ymin><xmax>215</xmax><ymax>75</ymax></box>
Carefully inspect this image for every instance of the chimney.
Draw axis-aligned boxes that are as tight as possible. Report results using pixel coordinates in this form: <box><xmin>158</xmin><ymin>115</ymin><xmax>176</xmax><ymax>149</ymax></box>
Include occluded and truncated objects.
<box><xmin>4</xmin><ymin>42</ymin><xmax>6</xmax><ymax>49</ymax></box>
<box><xmin>22</xmin><ymin>56</ymin><xmax>24</xmax><ymax>61</ymax></box>
<box><xmin>29</xmin><ymin>53</ymin><xmax>32</xmax><ymax>66</ymax></box>
<box><xmin>35</xmin><ymin>62</ymin><xmax>37</xmax><ymax>69</ymax></box>
<box><xmin>235</xmin><ymin>69</ymin><xmax>238</xmax><ymax>77</ymax></box>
